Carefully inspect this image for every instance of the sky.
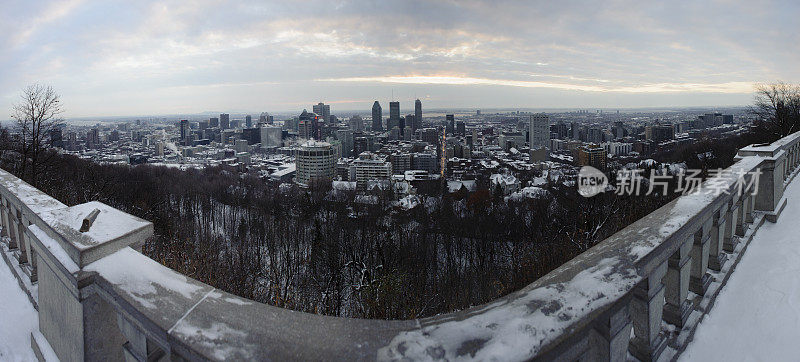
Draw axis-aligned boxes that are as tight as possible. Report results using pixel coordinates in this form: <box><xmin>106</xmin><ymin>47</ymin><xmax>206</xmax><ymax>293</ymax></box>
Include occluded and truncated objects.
<box><xmin>0</xmin><ymin>0</ymin><xmax>798</xmax><ymax>118</ymax></box>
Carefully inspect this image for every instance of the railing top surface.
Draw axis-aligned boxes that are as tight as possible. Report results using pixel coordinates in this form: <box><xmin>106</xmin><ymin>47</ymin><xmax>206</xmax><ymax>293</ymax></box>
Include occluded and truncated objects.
<box><xmin>0</xmin><ymin>169</ymin><xmax>66</xmax><ymax>216</ymax></box>
<box><xmin>82</xmin><ymin>156</ymin><xmax>765</xmax><ymax>361</ymax></box>
<box><xmin>740</xmin><ymin>131</ymin><xmax>800</xmax><ymax>154</ymax></box>
<box><xmin>39</xmin><ymin>201</ymin><xmax>151</xmax><ymax>251</ymax></box>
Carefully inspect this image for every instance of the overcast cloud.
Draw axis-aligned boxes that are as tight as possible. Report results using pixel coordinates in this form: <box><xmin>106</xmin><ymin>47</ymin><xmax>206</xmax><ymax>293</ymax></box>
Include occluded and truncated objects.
<box><xmin>1</xmin><ymin>0</ymin><xmax>798</xmax><ymax>117</ymax></box>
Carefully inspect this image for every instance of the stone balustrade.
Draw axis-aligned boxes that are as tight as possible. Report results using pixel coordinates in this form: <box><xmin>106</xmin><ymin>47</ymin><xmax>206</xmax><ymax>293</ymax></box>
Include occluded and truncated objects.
<box><xmin>1</xmin><ymin>131</ymin><xmax>799</xmax><ymax>361</ymax></box>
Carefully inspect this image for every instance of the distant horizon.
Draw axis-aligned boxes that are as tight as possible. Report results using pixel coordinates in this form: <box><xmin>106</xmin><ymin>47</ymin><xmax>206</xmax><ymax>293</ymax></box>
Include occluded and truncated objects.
<box><xmin>0</xmin><ymin>103</ymin><xmax>754</xmax><ymax>123</ymax></box>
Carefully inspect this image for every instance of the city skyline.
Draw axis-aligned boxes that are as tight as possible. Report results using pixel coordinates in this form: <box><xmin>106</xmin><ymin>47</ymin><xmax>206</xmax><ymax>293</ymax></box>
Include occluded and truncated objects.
<box><xmin>1</xmin><ymin>0</ymin><xmax>799</xmax><ymax>118</ymax></box>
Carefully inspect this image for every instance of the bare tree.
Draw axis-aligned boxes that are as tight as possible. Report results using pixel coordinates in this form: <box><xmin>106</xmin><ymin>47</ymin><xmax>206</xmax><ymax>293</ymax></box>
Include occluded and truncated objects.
<box><xmin>750</xmin><ymin>82</ymin><xmax>800</xmax><ymax>138</ymax></box>
<box><xmin>10</xmin><ymin>84</ymin><xmax>64</xmax><ymax>186</ymax></box>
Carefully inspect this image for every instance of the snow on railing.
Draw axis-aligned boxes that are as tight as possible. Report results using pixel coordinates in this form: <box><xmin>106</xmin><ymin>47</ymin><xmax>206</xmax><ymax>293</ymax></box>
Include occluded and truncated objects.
<box><xmin>0</xmin><ymin>131</ymin><xmax>799</xmax><ymax>361</ymax></box>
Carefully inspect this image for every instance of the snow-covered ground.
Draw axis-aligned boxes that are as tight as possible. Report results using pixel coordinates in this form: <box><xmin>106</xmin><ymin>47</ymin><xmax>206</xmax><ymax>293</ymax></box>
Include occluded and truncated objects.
<box><xmin>0</xmin><ymin>257</ymin><xmax>39</xmax><ymax>361</ymax></box>
<box><xmin>681</xmin><ymin>179</ymin><xmax>800</xmax><ymax>360</ymax></box>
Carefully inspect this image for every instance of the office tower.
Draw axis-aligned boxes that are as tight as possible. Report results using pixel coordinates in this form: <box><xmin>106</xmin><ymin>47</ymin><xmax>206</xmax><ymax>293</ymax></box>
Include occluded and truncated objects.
<box><xmin>372</xmin><ymin>101</ymin><xmax>383</xmax><ymax>131</ymax></box>
<box><xmin>577</xmin><ymin>145</ymin><xmax>607</xmax><ymax>170</ymax></box>
<box><xmin>446</xmin><ymin>114</ymin><xmax>455</xmax><ymax>134</ymax></box>
<box><xmin>260</xmin><ymin>125</ymin><xmax>282</xmax><ymax>148</ymax></box>
<box><xmin>245</xmin><ymin>115</ymin><xmax>252</xmax><ymax>128</ymax></box>
<box><xmin>296</xmin><ymin>141</ymin><xmax>337</xmax><ymax>186</ymax></box>
<box><xmin>87</xmin><ymin>128</ymin><xmax>100</xmax><ymax>149</ymax></box>
<box><xmin>456</xmin><ymin>121</ymin><xmax>465</xmax><ymax>136</ymax></box>
<box><xmin>210</xmin><ymin>117</ymin><xmax>219</xmax><ymax>128</ymax></box>
<box><xmin>352</xmin><ymin>152</ymin><xmax>392</xmax><ymax>189</ymax></box>
<box><xmin>354</xmin><ymin>136</ymin><xmax>369</xmax><ymax>155</ymax></box>
<box><xmin>313</xmin><ymin>102</ymin><xmax>331</xmax><ymax>122</ymax></box>
<box><xmin>298</xmin><ymin>120</ymin><xmax>312</xmax><ymax>139</ymax></box>
<box><xmin>336</xmin><ymin>129</ymin><xmax>354</xmax><ymax>158</ymax></box>
<box><xmin>418</xmin><ymin>128</ymin><xmax>439</xmax><ymax>145</ymax></box>
<box><xmin>299</xmin><ymin>109</ymin><xmax>320</xmax><ymax>140</ymax></box>
<box><xmin>49</xmin><ymin>128</ymin><xmax>63</xmax><ymax>148</ymax></box>
<box><xmin>220</xmin><ymin>113</ymin><xmax>230</xmax><ymax>129</ymax></box>
<box><xmin>553</xmin><ymin>122</ymin><xmax>570</xmax><ymax>139</ymax></box>
<box><xmin>259</xmin><ymin>112</ymin><xmax>273</xmax><ymax>125</ymax></box>
<box><xmin>349</xmin><ymin>115</ymin><xmax>364</xmax><ymax>132</ymax></box>
<box><xmin>387</xmin><ymin>101</ymin><xmax>400</xmax><ymax>130</ymax></box>
<box><xmin>412</xmin><ymin>152</ymin><xmax>439</xmax><ymax>174</ymax></box>
<box><xmin>390</xmin><ymin>153</ymin><xmax>412</xmax><ymax>175</ymax></box>
<box><xmin>613</xmin><ymin>121</ymin><xmax>625</xmax><ymax>139</ymax></box>
<box><xmin>529</xmin><ymin>113</ymin><xmax>549</xmax><ymax>150</ymax></box>
<box><xmin>722</xmin><ymin>114</ymin><xmax>734</xmax><ymax>124</ymax></box>
<box><xmin>588</xmin><ymin>126</ymin><xmax>603</xmax><ymax>144</ymax></box>
<box><xmin>242</xmin><ymin>127</ymin><xmax>260</xmax><ymax>145</ymax></box>
<box><xmin>645</xmin><ymin>125</ymin><xmax>675</xmax><ymax>142</ymax></box>
<box><xmin>414</xmin><ymin>99</ymin><xmax>422</xmax><ymax>132</ymax></box>
<box><xmin>180</xmin><ymin>119</ymin><xmax>188</xmax><ymax>144</ymax></box>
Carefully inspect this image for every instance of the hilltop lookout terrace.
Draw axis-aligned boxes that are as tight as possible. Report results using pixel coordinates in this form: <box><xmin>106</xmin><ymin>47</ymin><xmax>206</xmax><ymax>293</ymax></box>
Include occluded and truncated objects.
<box><xmin>2</xmin><ymin>131</ymin><xmax>800</xmax><ymax>361</ymax></box>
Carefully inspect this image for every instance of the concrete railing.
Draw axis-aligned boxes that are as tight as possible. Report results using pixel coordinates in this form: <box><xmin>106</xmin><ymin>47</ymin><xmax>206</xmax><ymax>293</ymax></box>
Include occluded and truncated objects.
<box><xmin>1</xmin><ymin>131</ymin><xmax>799</xmax><ymax>361</ymax></box>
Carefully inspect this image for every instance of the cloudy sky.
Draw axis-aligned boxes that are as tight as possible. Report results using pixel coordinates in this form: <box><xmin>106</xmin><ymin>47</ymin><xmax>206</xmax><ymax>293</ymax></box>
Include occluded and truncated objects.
<box><xmin>1</xmin><ymin>0</ymin><xmax>798</xmax><ymax>118</ymax></box>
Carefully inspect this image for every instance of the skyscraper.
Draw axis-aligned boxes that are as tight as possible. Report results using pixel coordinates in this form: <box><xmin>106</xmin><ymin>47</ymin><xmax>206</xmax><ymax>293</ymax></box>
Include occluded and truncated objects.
<box><xmin>389</xmin><ymin>101</ymin><xmax>400</xmax><ymax>121</ymax></box>
<box><xmin>414</xmin><ymin>99</ymin><xmax>422</xmax><ymax>133</ymax></box>
<box><xmin>220</xmin><ymin>113</ymin><xmax>230</xmax><ymax>129</ymax></box>
<box><xmin>372</xmin><ymin>101</ymin><xmax>383</xmax><ymax>131</ymax></box>
<box><xmin>245</xmin><ymin>115</ymin><xmax>252</xmax><ymax>128</ymax></box>
<box><xmin>349</xmin><ymin>115</ymin><xmax>364</xmax><ymax>132</ymax></box>
<box><xmin>260</xmin><ymin>125</ymin><xmax>282</xmax><ymax>148</ymax></box>
<box><xmin>296</xmin><ymin>141</ymin><xmax>337</xmax><ymax>186</ymax></box>
<box><xmin>180</xmin><ymin>119</ymin><xmax>188</xmax><ymax>145</ymax></box>
<box><xmin>313</xmin><ymin>102</ymin><xmax>331</xmax><ymax>122</ymax></box>
<box><xmin>446</xmin><ymin>114</ymin><xmax>455</xmax><ymax>134</ymax></box>
<box><xmin>529</xmin><ymin>113</ymin><xmax>550</xmax><ymax>150</ymax></box>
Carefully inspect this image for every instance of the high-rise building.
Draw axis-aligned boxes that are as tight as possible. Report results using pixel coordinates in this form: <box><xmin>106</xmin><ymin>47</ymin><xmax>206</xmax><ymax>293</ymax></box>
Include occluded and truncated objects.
<box><xmin>372</xmin><ymin>101</ymin><xmax>383</xmax><ymax>131</ymax></box>
<box><xmin>349</xmin><ymin>115</ymin><xmax>364</xmax><ymax>132</ymax></box>
<box><xmin>210</xmin><ymin>117</ymin><xmax>219</xmax><ymax>128</ymax></box>
<box><xmin>313</xmin><ymin>102</ymin><xmax>331</xmax><ymax>122</ymax></box>
<box><xmin>260</xmin><ymin>126</ymin><xmax>282</xmax><ymax>148</ymax></box>
<box><xmin>352</xmin><ymin>152</ymin><xmax>392</xmax><ymax>189</ymax></box>
<box><xmin>259</xmin><ymin>112</ymin><xmax>273</xmax><ymax>125</ymax></box>
<box><xmin>456</xmin><ymin>121</ymin><xmax>466</xmax><ymax>136</ymax></box>
<box><xmin>49</xmin><ymin>127</ymin><xmax>63</xmax><ymax>148</ymax></box>
<box><xmin>417</xmin><ymin>128</ymin><xmax>439</xmax><ymax>145</ymax></box>
<box><xmin>87</xmin><ymin>128</ymin><xmax>100</xmax><ymax>149</ymax></box>
<box><xmin>180</xmin><ymin>119</ymin><xmax>188</xmax><ymax>145</ymax></box>
<box><xmin>389</xmin><ymin>101</ymin><xmax>400</xmax><ymax>121</ymax></box>
<box><xmin>387</xmin><ymin>101</ymin><xmax>400</xmax><ymax>130</ymax></box>
<box><xmin>299</xmin><ymin>109</ymin><xmax>320</xmax><ymax>140</ymax></box>
<box><xmin>446</xmin><ymin>114</ymin><xmax>455</xmax><ymax>134</ymax></box>
<box><xmin>390</xmin><ymin>153</ymin><xmax>412</xmax><ymax>175</ymax></box>
<box><xmin>336</xmin><ymin>129</ymin><xmax>354</xmax><ymax>157</ymax></box>
<box><xmin>245</xmin><ymin>115</ymin><xmax>252</xmax><ymax>128</ymax></box>
<box><xmin>298</xmin><ymin>120</ymin><xmax>313</xmax><ymax>140</ymax></box>
<box><xmin>645</xmin><ymin>125</ymin><xmax>675</xmax><ymax>142</ymax></box>
<box><xmin>220</xmin><ymin>113</ymin><xmax>230</xmax><ymax>129</ymax></box>
<box><xmin>529</xmin><ymin>113</ymin><xmax>549</xmax><ymax>149</ymax></box>
<box><xmin>588</xmin><ymin>126</ymin><xmax>604</xmax><ymax>144</ymax></box>
<box><xmin>295</xmin><ymin>141</ymin><xmax>337</xmax><ymax>186</ymax></box>
<box><xmin>577</xmin><ymin>145</ymin><xmax>607</xmax><ymax>170</ymax></box>
<box><xmin>414</xmin><ymin>99</ymin><xmax>422</xmax><ymax>132</ymax></box>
